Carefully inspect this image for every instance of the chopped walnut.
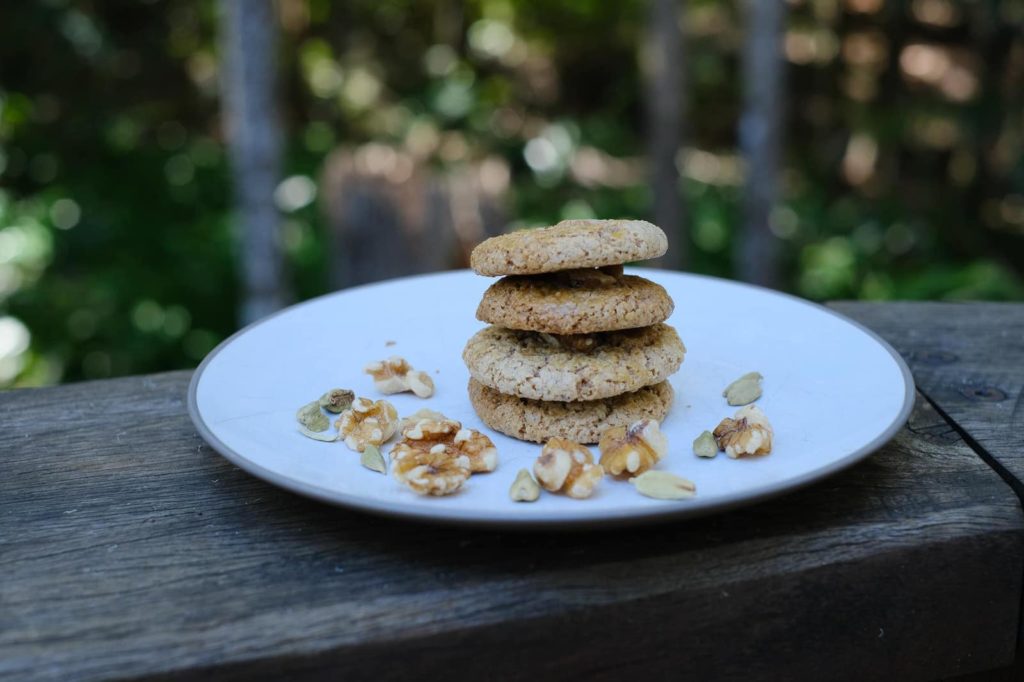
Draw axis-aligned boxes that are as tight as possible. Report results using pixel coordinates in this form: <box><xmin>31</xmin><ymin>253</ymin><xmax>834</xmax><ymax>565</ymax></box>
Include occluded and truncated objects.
<box><xmin>713</xmin><ymin>405</ymin><xmax>773</xmax><ymax>458</ymax></box>
<box><xmin>336</xmin><ymin>397</ymin><xmax>399</xmax><ymax>452</ymax></box>
<box><xmin>534</xmin><ymin>438</ymin><xmax>604</xmax><ymax>499</ymax></box>
<box><xmin>392</xmin><ymin>417</ymin><xmax>498</xmax><ymax>473</ymax></box>
<box><xmin>364</xmin><ymin>356</ymin><xmax>435</xmax><ymax>398</ymax></box>
<box><xmin>392</xmin><ymin>447</ymin><xmax>471</xmax><ymax>496</ymax></box>
<box><xmin>598</xmin><ymin>419</ymin><xmax>667</xmax><ymax>477</ymax></box>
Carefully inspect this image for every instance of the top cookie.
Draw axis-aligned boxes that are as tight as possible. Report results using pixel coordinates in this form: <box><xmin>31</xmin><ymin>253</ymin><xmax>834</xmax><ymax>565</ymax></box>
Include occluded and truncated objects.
<box><xmin>470</xmin><ymin>219</ymin><xmax>668</xmax><ymax>276</ymax></box>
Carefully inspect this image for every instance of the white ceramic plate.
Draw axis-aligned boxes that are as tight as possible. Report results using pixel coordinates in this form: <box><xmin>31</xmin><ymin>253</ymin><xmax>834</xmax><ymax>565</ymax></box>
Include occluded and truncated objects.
<box><xmin>188</xmin><ymin>269</ymin><xmax>914</xmax><ymax>528</ymax></box>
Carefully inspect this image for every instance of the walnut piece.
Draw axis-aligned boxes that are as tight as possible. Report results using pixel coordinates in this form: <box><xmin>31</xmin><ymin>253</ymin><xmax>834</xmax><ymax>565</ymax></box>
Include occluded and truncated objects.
<box><xmin>534</xmin><ymin>438</ymin><xmax>604</xmax><ymax>499</ymax></box>
<box><xmin>392</xmin><ymin>417</ymin><xmax>498</xmax><ymax>473</ymax></box>
<box><xmin>713</xmin><ymin>405</ymin><xmax>773</xmax><ymax>458</ymax></box>
<box><xmin>364</xmin><ymin>356</ymin><xmax>435</xmax><ymax>398</ymax></box>
<box><xmin>336</xmin><ymin>397</ymin><xmax>399</xmax><ymax>452</ymax></box>
<box><xmin>598</xmin><ymin>419</ymin><xmax>667</xmax><ymax>477</ymax></box>
<box><xmin>392</xmin><ymin>447</ymin><xmax>471</xmax><ymax>496</ymax></box>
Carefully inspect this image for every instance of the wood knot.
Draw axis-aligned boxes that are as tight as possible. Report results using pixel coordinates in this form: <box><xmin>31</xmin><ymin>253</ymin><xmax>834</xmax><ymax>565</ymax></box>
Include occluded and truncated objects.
<box><xmin>959</xmin><ymin>385</ymin><xmax>1006</xmax><ymax>402</ymax></box>
<box><xmin>912</xmin><ymin>350</ymin><xmax>958</xmax><ymax>365</ymax></box>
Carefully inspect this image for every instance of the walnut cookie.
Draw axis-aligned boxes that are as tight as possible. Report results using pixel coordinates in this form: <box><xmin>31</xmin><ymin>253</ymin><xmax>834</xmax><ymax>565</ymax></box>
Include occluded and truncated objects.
<box><xmin>476</xmin><ymin>268</ymin><xmax>674</xmax><ymax>335</ymax></box>
<box><xmin>468</xmin><ymin>379</ymin><xmax>674</xmax><ymax>444</ymax></box>
<box><xmin>462</xmin><ymin>323</ymin><xmax>685</xmax><ymax>402</ymax></box>
<box><xmin>469</xmin><ymin>218</ymin><xmax>667</xmax><ymax>276</ymax></box>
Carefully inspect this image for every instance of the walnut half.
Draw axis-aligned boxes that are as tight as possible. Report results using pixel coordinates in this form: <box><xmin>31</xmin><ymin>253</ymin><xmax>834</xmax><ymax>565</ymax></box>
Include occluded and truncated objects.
<box><xmin>598</xmin><ymin>419</ymin><xmax>668</xmax><ymax>477</ymax></box>
<box><xmin>395</xmin><ymin>417</ymin><xmax>498</xmax><ymax>473</ymax></box>
<box><xmin>713</xmin><ymin>405</ymin><xmax>773</xmax><ymax>458</ymax></box>
<box><xmin>390</xmin><ymin>416</ymin><xmax>498</xmax><ymax>496</ymax></box>
<box><xmin>534</xmin><ymin>438</ymin><xmax>604</xmax><ymax>499</ymax></box>
<box><xmin>392</xmin><ymin>448</ymin><xmax>471</xmax><ymax>496</ymax></box>
<box><xmin>336</xmin><ymin>397</ymin><xmax>399</xmax><ymax>452</ymax></box>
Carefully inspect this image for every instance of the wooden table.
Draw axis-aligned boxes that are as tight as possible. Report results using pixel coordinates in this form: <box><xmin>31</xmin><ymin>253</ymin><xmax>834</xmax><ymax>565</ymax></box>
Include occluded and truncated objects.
<box><xmin>2</xmin><ymin>302</ymin><xmax>1022</xmax><ymax>681</ymax></box>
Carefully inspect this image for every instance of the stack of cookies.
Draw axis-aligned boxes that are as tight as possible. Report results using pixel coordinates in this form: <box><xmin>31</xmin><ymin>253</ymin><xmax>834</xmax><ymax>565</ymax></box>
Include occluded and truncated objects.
<box><xmin>463</xmin><ymin>219</ymin><xmax>685</xmax><ymax>443</ymax></box>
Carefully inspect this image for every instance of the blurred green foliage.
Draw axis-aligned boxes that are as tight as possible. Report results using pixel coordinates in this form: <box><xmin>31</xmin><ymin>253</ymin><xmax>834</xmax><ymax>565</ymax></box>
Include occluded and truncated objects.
<box><xmin>0</xmin><ymin>0</ymin><xmax>1022</xmax><ymax>387</ymax></box>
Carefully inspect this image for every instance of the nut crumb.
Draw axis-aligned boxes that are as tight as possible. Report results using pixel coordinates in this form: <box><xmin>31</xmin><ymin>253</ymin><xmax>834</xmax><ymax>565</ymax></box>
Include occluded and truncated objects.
<box><xmin>630</xmin><ymin>471</ymin><xmax>696</xmax><ymax>500</ymax></box>
<box><xmin>298</xmin><ymin>426</ymin><xmax>339</xmax><ymax>442</ymax></box>
<box><xmin>693</xmin><ymin>430</ymin><xmax>717</xmax><ymax>458</ymax></box>
<box><xmin>509</xmin><ymin>469</ymin><xmax>541</xmax><ymax>502</ymax></box>
<box><xmin>723</xmin><ymin>372</ymin><xmax>763</xmax><ymax>406</ymax></box>
<box><xmin>360</xmin><ymin>444</ymin><xmax>387</xmax><ymax>473</ymax></box>
<box><xmin>319</xmin><ymin>388</ymin><xmax>355</xmax><ymax>414</ymax></box>
<box><xmin>365</xmin><ymin>356</ymin><xmax>435</xmax><ymax>398</ymax></box>
<box><xmin>296</xmin><ymin>400</ymin><xmax>329</xmax><ymax>432</ymax></box>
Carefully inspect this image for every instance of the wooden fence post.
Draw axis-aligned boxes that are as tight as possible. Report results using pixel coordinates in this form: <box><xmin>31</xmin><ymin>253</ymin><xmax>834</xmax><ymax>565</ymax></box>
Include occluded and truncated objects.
<box><xmin>220</xmin><ymin>0</ymin><xmax>288</xmax><ymax>323</ymax></box>
<box><xmin>644</xmin><ymin>0</ymin><xmax>686</xmax><ymax>270</ymax></box>
<box><xmin>319</xmin><ymin>148</ymin><xmax>507</xmax><ymax>288</ymax></box>
<box><xmin>737</xmin><ymin>0</ymin><xmax>786</xmax><ymax>287</ymax></box>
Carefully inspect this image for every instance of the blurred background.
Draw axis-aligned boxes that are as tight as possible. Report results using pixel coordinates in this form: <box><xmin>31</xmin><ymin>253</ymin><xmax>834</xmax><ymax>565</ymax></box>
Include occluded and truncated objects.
<box><xmin>0</xmin><ymin>0</ymin><xmax>1022</xmax><ymax>388</ymax></box>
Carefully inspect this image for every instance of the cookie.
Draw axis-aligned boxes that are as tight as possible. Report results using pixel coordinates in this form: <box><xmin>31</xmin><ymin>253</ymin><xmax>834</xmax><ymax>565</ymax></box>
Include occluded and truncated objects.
<box><xmin>468</xmin><ymin>379</ymin><xmax>674</xmax><ymax>444</ymax></box>
<box><xmin>462</xmin><ymin>323</ymin><xmax>685</xmax><ymax>402</ymax></box>
<box><xmin>470</xmin><ymin>219</ymin><xmax>668</xmax><ymax>276</ymax></box>
<box><xmin>476</xmin><ymin>268</ymin><xmax>674</xmax><ymax>334</ymax></box>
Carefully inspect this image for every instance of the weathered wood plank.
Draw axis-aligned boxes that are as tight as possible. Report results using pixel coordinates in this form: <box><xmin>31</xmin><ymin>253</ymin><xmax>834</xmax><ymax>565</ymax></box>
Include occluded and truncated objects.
<box><xmin>831</xmin><ymin>302</ymin><xmax>1024</xmax><ymax>493</ymax></box>
<box><xmin>0</xmin><ymin>371</ymin><xmax>1021</xmax><ymax>681</ymax></box>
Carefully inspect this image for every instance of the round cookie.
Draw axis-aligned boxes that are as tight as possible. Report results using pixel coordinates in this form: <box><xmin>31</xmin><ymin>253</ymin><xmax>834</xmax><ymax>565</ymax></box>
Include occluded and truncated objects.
<box><xmin>470</xmin><ymin>219</ymin><xmax>667</xmax><ymax>276</ymax></box>
<box><xmin>462</xmin><ymin>323</ymin><xmax>685</xmax><ymax>402</ymax></box>
<box><xmin>468</xmin><ymin>379</ymin><xmax>674</xmax><ymax>444</ymax></box>
<box><xmin>476</xmin><ymin>269</ymin><xmax>674</xmax><ymax>334</ymax></box>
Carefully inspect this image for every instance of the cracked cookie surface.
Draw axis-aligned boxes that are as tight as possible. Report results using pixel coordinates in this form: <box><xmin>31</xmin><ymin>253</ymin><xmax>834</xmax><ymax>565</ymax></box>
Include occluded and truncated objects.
<box><xmin>468</xmin><ymin>379</ymin><xmax>673</xmax><ymax>444</ymax></box>
<box><xmin>470</xmin><ymin>219</ymin><xmax>667</xmax><ymax>276</ymax></box>
<box><xmin>476</xmin><ymin>271</ymin><xmax>673</xmax><ymax>334</ymax></box>
<box><xmin>462</xmin><ymin>323</ymin><xmax>685</xmax><ymax>402</ymax></box>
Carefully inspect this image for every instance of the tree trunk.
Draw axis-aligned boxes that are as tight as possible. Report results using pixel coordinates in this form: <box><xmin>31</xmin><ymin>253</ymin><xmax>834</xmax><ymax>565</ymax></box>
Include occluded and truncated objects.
<box><xmin>737</xmin><ymin>0</ymin><xmax>786</xmax><ymax>288</ymax></box>
<box><xmin>644</xmin><ymin>0</ymin><xmax>686</xmax><ymax>270</ymax></box>
<box><xmin>219</xmin><ymin>0</ymin><xmax>287</xmax><ymax>324</ymax></box>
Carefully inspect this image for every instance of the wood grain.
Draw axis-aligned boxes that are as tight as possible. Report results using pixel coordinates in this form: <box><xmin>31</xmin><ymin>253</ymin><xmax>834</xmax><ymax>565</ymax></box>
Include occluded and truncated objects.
<box><xmin>831</xmin><ymin>302</ymin><xmax>1024</xmax><ymax>493</ymax></box>
<box><xmin>0</xmin><ymin>370</ymin><xmax>1021</xmax><ymax>681</ymax></box>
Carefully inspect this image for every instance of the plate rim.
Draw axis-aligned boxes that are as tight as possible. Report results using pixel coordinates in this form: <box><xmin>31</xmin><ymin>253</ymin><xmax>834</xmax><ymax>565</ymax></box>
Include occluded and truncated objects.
<box><xmin>186</xmin><ymin>269</ymin><xmax>916</xmax><ymax>529</ymax></box>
